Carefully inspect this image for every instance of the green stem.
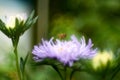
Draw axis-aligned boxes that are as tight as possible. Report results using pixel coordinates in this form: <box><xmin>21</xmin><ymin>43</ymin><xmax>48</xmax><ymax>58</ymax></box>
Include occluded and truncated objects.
<box><xmin>52</xmin><ymin>65</ymin><xmax>64</xmax><ymax>80</ymax></box>
<box><xmin>12</xmin><ymin>37</ymin><xmax>22</xmax><ymax>80</ymax></box>
<box><xmin>70</xmin><ymin>70</ymin><xmax>75</xmax><ymax>80</ymax></box>
<box><xmin>14</xmin><ymin>46</ymin><xmax>22</xmax><ymax>80</ymax></box>
<box><xmin>110</xmin><ymin>64</ymin><xmax>120</xmax><ymax>80</ymax></box>
<box><xmin>64</xmin><ymin>67</ymin><xmax>67</xmax><ymax>80</ymax></box>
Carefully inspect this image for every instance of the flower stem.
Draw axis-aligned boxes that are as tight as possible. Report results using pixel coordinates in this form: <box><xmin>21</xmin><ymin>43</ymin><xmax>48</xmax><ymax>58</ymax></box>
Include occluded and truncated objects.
<box><xmin>70</xmin><ymin>70</ymin><xmax>75</xmax><ymax>80</ymax></box>
<box><xmin>14</xmin><ymin>46</ymin><xmax>22</xmax><ymax>80</ymax></box>
<box><xmin>64</xmin><ymin>67</ymin><xmax>67</xmax><ymax>80</ymax></box>
<box><xmin>110</xmin><ymin>64</ymin><xmax>120</xmax><ymax>80</ymax></box>
<box><xmin>52</xmin><ymin>65</ymin><xmax>64</xmax><ymax>80</ymax></box>
<box><xmin>12</xmin><ymin>37</ymin><xmax>22</xmax><ymax>80</ymax></box>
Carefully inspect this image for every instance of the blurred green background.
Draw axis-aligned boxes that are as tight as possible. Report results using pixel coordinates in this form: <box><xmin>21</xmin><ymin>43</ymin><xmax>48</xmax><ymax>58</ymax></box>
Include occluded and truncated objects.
<box><xmin>0</xmin><ymin>0</ymin><xmax>120</xmax><ymax>80</ymax></box>
<box><xmin>49</xmin><ymin>0</ymin><xmax>120</xmax><ymax>51</ymax></box>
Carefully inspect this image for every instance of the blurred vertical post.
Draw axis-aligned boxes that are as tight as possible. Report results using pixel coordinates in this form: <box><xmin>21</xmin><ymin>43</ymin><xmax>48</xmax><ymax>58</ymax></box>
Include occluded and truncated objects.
<box><xmin>36</xmin><ymin>0</ymin><xmax>49</xmax><ymax>43</ymax></box>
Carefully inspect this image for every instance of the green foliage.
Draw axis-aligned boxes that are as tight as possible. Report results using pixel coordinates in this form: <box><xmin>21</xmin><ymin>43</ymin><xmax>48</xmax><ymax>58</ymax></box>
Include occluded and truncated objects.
<box><xmin>20</xmin><ymin>52</ymin><xmax>30</xmax><ymax>80</ymax></box>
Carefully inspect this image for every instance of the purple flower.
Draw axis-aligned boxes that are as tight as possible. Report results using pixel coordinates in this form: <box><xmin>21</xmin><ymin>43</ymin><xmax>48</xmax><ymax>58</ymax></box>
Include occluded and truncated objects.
<box><xmin>32</xmin><ymin>35</ymin><xmax>97</xmax><ymax>66</ymax></box>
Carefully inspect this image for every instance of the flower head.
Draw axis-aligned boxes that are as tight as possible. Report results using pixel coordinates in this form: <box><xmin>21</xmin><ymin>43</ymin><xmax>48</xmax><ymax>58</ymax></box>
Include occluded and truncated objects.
<box><xmin>92</xmin><ymin>50</ymin><xmax>114</xmax><ymax>70</ymax></box>
<box><xmin>0</xmin><ymin>11</ymin><xmax>38</xmax><ymax>39</ymax></box>
<box><xmin>32</xmin><ymin>35</ymin><xmax>97</xmax><ymax>66</ymax></box>
<box><xmin>3</xmin><ymin>14</ymin><xmax>27</xmax><ymax>28</ymax></box>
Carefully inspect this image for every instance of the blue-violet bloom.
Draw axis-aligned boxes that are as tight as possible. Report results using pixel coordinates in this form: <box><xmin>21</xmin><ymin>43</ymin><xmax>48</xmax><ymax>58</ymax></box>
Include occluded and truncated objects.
<box><xmin>32</xmin><ymin>35</ymin><xmax>97</xmax><ymax>66</ymax></box>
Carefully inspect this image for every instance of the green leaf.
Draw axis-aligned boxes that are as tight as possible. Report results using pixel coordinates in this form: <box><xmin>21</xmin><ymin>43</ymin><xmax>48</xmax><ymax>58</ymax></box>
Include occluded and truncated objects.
<box><xmin>20</xmin><ymin>52</ymin><xmax>30</xmax><ymax>74</ymax></box>
<box><xmin>15</xmin><ymin>18</ymin><xmax>19</xmax><ymax>28</ymax></box>
<box><xmin>20</xmin><ymin>57</ymin><xmax>24</xmax><ymax>73</ymax></box>
<box><xmin>32</xmin><ymin>16</ymin><xmax>38</xmax><ymax>24</ymax></box>
<box><xmin>24</xmin><ymin>52</ymin><xmax>30</xmax><ymax>67</ymax></box>
<box><xmin>25</xmin><ymin>10</ymin><xmax>35</xmax><ymax>26</ymax></box>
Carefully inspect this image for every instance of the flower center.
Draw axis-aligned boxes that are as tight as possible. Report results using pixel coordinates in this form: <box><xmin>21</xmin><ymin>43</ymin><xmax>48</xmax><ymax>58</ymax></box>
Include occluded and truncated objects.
<box><xmin>58</xmin><ymin>47</ymin><xmax>63</xmax><ymax>52</ymax></box>
<box><xmin>6</xmin><ymin>16</ymin><xmax>15</xmax><ymax>28</ymax></box>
